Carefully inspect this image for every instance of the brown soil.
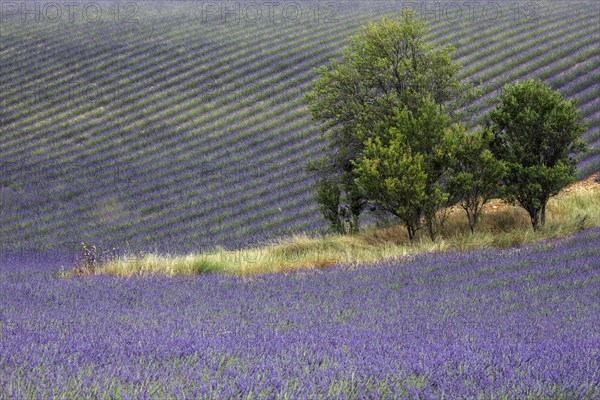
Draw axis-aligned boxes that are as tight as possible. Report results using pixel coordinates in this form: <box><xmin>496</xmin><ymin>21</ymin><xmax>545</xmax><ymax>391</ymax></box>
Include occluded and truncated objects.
<box><xmin>555</xmin><ymin>172</ymin><xmax>600</xmax><ymax>197</ymax></box>
<box><xmin>471</xmin><ymin>172</ymin><xmax>600</xmax><ymax>214</ymax></box>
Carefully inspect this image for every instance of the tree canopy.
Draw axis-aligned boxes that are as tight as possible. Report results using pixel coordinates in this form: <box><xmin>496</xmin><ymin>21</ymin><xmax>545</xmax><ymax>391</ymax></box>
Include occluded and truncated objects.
<box><xmin>446</xmin><ymin>126</ymin><xmax>507</xmax><ymax>233</ymax></box>
<box><xmin>308</xmin><ymin>13</ymin><xmax>586</xmax><ymax>239</ymax></box>
<box><xmin>487</xmin><ymin>78</ymin><xmax>587</xmax><ymax>230</ymax></box>
<box><xmin>308</xmin><ymin>10</ymin><xmax>465</xmax><ymax>236</ymax></box>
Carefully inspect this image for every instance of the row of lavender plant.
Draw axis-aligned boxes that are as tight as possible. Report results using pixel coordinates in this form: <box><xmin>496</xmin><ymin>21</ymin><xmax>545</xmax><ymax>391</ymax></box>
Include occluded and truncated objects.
<box><xmin>1</xmin><ymin>228</ymin><xmax>598</xmax><ymax>397</ymax></box>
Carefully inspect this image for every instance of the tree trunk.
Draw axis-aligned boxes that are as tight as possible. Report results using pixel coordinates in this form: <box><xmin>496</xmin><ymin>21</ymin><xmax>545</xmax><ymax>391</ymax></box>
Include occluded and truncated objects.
<box><xmin>427</xmin><ymin>218</ymin><xmax>435</xmax><ymax>241</ymax></box>
<box><xmin>540</xmin><ymin>203</ymin><xmax>547</xmax><ymax>226</ymax></box>
<box><xmin>468</xmin><ymin>217</ymin><xmax>476</xmax><ymax>234</ymax></box>
<box><xmin>466</xmin><ymin>209</ymin><xmax>476</xmax><ymax>234</ymax></box>
<box><xmin>407</xmin><ymin>224</ymin><xmax>416</xmax><ymax>241</ymax></box>
<box><xmin>462</xmin><ymin>202</ymin><xmax>479</xmax><ymax>234</ymax></box>
<box><xmin>530</xmin><ymin>209</ymin><xmax>540</xmax><ymax>231</ymax></box>
<box><xmin>351</xmin><ymin>214</ymin><xmax>360</xmax><ymax>235</ymax></box>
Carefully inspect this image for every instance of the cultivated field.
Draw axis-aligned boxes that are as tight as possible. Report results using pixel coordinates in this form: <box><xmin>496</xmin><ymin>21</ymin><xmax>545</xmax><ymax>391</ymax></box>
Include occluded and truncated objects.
<box><xmin>1</xmin><ymin>2</ymin><xmax>599</xmax><ymax>398</ymax></box>
<box><xmin>0</xmin><ymin>0</ymin><xmax>598</xmax><ymax>251</ymax></box>
<box><xmin>1</xmin><ymin>228</ymin><xmax>599</xmax><ymax>398</ymax></box>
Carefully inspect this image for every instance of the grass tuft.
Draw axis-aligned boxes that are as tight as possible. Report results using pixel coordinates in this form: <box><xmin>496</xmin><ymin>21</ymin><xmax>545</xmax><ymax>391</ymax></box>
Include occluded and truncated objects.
<box><xmin>192</xmin><ymin>259</ymin><xmax>224</xmax><ymax>274</ymax></box>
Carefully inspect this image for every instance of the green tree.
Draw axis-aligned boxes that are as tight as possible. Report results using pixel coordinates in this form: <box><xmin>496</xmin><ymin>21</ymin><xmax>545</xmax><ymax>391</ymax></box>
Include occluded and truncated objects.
<box><xmin>352</xmin><ymin>99</ymin><xmax>452</xmax><ymax>241</ymax></box>
<box><xmin>307</xmin><ymin>10</ymin><xmax>466</xmax><ymax>233</ymax></box>
<box><xmin>486</xmin><ymin>78</ymin><xmax>587</xmax><ymax>230</ymax></box>
<box><xmin>398</xmin><ymin>99</ymin><xmax>452</xmax><ymax>241</ymax></box>
<box><xmin>314</xmin><ymin>176</ymin><xmax>342</xmax><ymax>234</ymax></box>
<box><xmin>353</xmin><ymin>135</ymin><xmax>427</xmax><ymax>241</ymax></box>
<box><xmin>307</xmin><ymin>160</ymin><xmax>364</xmax><ymax>235</ymax></box>
<box><xmin>446</xmin><ymin>126</ymin><xmax>507</xmax><ymax>233</ymax></box>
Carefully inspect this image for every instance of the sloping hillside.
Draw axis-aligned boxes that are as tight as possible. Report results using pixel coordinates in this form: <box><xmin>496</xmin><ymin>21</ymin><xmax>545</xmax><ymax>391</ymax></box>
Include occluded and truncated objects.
<box><xmin>1</xmin><ymin>1</ymin><xmax>598</xmax><ymax>253</ymax></box>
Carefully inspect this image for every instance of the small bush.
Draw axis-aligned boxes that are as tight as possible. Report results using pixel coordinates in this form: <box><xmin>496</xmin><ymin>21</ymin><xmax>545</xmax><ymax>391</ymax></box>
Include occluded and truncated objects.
<box><xmin>192</xmin><ymin>259</ymin><xmax>223</xmax><ymax>274</ymax></box>
<box><xmin>575</xmin><ymin>214</ymin><xmax>590</xmax><ymax>231</ymax></box>
<box><xmin>73</xmin><ymin>243</ymin><xmax>117</xmax><ymax>276</ymax></box>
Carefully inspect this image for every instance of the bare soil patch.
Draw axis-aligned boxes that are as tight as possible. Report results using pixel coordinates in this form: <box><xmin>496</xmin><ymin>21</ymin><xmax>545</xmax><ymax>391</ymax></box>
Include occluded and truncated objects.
<box><xmin>481</xmin><ymin>172</ymin><xmax>600</xmax><ymax>213</ymax></box>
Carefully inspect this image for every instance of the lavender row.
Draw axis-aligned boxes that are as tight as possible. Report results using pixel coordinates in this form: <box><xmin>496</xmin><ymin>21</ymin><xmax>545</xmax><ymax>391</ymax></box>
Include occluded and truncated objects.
<box><xmin>0</xmin><ymin>229</ymin><xmax>598</xmax><ymax>397</ymax></box>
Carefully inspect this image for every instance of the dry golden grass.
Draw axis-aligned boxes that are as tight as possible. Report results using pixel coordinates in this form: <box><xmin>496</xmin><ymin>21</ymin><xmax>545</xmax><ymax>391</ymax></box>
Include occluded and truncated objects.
<box><xmin>74</xmin><ymin>174</ymin><xmax>599</xmax><ymax>277</ymax></box>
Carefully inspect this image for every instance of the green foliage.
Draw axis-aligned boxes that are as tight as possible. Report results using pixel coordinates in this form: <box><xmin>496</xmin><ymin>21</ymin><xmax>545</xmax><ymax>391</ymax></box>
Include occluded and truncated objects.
<box><xmin>308</xmin><ymin>159</ymin><xmax>363</xmax><ymax>234</ymax></box>
<box><xmin>446</xmin><ymin>126</ymin><xmax>507</xmax><ymax>233</ymax></box>
<box><xmin>392</xmin><ymin>98</ymin><xmax>452</xmax><ymax>241</ymax></box>
<box><xmin>314</xmin><ymin>176</ymin><xmax>343</xmax><ymax>234</ymax></box>
<box><xmin>340</xmin><ymin>175</ymin><xmax>365</xmax><ymax>235</ymax></box>
<box><xmin>307</xmin><ymin>10</ymin><xmax>464</xmax><ymax>233</ymax></box>
<box><xmin>353</xmin><ymin>127</ymin><xmax>427</xmax><ymax>241</ymax></box>
<box><xmin>374</xmin><ymin>98</ymin><xmax>454</xmax><ymax>240</ymax></box>
<box><xmin>487</xmin><ymin>78</ymin><xmax>587</xmax><ymax>230</ymax></box>
<box><xmin>192</xmin><ymin>259</ymin><xmax>223</xmax><ymax>274</ymax></box>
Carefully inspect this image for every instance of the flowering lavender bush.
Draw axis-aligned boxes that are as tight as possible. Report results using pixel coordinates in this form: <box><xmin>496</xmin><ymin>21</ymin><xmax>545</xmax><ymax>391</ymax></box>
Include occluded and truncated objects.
<box><xmin>0</xmin><ymin>1</ymin><xmax>598</xmax><ymax>249</ymax></box>
<box><xmin>1</xmin><ymin>228</ymin><xmax>598</xmax><ymax>398</ymax></box>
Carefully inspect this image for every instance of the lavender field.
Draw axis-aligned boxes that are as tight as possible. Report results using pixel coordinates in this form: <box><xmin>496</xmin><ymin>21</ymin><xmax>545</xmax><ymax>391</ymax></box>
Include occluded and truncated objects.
<box><xmin>1</xmin><ymin>2</ymin><xmax>600</xmax><ymax>397</ymax></box>
<box><xmin>1</xmin><ymin>0</ymin><xmax>599</xmax><ymax>251</ymax></box>
<box><xmin>1</xmin><ymin>228</ymin><xmax>599</xmax><ymax>398</ymax></box>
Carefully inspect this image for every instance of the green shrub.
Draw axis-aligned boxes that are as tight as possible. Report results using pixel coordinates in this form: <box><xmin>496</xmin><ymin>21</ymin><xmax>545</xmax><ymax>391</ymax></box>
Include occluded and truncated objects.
<box><xmin>192</xmin><ymin>259</ymin><xmax>223</xmax><ymax>274</ymax></box>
